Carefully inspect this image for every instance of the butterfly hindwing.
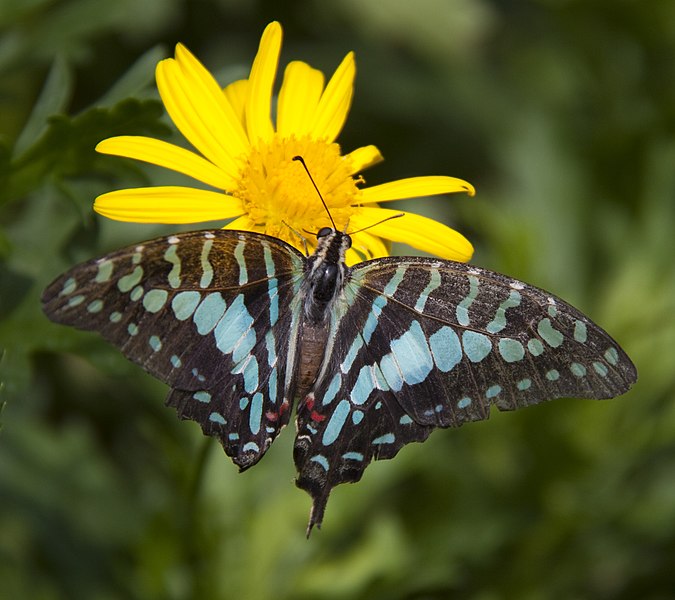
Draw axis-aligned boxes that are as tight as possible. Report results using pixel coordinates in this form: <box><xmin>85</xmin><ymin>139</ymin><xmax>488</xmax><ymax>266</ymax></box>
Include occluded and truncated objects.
<box><xmin>293</xmin><ymin>257</ymin><xmax>636</xmax><ymax>529</ymax></box>
<box><xmin>42</xmin><ymin>230</ymin><xmax>305</xmax><ymax>468</ymax></box>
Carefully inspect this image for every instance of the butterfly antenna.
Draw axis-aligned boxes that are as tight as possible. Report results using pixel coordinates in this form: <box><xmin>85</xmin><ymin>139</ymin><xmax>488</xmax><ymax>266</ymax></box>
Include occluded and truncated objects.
<box><xmin>292</xmin><ymin>155</ymin><xmax>337</xmax><ymax>230</ymax></box>
<box><xmin>348</xmin><ymin>212</ymin><xmax>405</xmax><ymax>235</ymax></box>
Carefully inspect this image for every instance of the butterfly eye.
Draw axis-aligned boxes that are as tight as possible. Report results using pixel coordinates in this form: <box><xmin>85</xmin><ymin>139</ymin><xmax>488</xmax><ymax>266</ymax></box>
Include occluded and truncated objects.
<box><xmin>316</xmin><ymin>227</ymin><xmax>333</xmax><ymax>239</ymax></box>
<box><xmin>344</xmin><ymin>234</ymin><xmax>352</xmax><ymax>249</ymax></box>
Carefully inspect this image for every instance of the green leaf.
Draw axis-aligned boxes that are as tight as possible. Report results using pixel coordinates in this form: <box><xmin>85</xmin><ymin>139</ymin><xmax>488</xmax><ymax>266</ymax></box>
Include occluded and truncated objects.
<box><xmin>1</xmin><ymin>98</ymin><xmax>168</xmax><ymax>207</ymax></box>
<box><xmin>13</xmin><ymin>54</ymin><xmax>73</xmax><ymax>157</ymax></box>
<box><xmin>96</xmin><ymin>45</ymin><xmax>166</xmax><ymax>105</ymax></box>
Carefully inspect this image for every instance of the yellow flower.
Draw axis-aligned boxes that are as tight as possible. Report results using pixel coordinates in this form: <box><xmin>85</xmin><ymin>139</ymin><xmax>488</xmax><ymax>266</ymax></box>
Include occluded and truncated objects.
<box><xmin>95</xmin><ymin>22</ymin><xmax>475</xmax><ymax>265</ymax></box>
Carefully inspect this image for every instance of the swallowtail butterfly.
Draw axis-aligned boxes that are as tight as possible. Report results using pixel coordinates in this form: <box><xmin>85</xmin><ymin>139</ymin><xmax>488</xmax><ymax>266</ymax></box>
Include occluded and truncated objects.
<box><xmin>42</xmin><ymin>226</ymin><xmax>637</xmax><ymax>534</ymax></box>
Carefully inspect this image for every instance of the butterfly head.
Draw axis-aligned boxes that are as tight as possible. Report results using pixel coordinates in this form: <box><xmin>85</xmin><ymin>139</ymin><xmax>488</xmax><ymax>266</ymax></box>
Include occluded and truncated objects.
<box><xmin>314</xmin><ymin>226</ymin><xmax>352</xmax><ymax>265</ymax></box>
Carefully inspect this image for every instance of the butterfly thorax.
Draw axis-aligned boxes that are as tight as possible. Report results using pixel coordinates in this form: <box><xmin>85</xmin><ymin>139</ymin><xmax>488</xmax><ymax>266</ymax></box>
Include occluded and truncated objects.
<box><xmin>302</xmin><ymin>229</ymin><xmax>351</xmax><ymax>325</ymax></box>
<box><xmin>296</xmin><ymin>229</ymin><xmax>351</xmax><ymax>399</ymax></box>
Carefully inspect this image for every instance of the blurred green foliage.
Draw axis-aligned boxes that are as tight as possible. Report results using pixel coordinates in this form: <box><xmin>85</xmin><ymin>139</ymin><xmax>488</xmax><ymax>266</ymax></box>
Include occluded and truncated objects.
<box><xmin>1</xmin><ymin>1</ymin><xmax>673</xmax><ymax>598</ymax></box>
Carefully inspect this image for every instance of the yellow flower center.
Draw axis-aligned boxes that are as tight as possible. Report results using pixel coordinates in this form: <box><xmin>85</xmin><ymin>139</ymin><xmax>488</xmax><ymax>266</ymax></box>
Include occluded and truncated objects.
<box><xmin>234</xmin><ymin>135</ymin><xmax>359</xmax><ymax>248</ymax></box>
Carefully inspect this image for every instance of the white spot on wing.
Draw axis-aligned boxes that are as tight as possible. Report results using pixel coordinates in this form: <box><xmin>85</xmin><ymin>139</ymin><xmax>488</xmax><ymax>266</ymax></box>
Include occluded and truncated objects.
<box><xmin>167</xmin><ymin>236</ymin><xmax>179</xmax><ymax>244</ymax></box>
<box><xmin>510</xmin><ymin>281</ymin><xmax>525</xmax><ymax>290</ymax></box>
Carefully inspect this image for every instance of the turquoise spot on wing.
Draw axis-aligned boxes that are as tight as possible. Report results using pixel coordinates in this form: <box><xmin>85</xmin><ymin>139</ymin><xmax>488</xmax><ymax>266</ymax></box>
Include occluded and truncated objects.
<box><xmin>323</xmin><ymin>373</ymin><xmax>342</xmax><ymax>406</ymax></box>
<box><xmin>117</xmin><ymin>266</ymin><xmax>143</xmax><ymax>293</ymax></box>
<box><xmin>341</xmin><ymin>335</ymin><xmax>364</xmax><ymax>374</ymax></box>
<box><xmin>199</xmin><ymin>239</ymin><xmax>214</xmax><ymax>288</ymax></box>
<box><xmin>604</xmin><ymin>347</ymin><xmax>619</xmax><ymax>366</ymax></box>
<box><xmin>457</xmin><ymin>397</ymin><xmax>472</xmax><ymax>408</ymax></box>
<box><xmin>130</xmin><ymin>285</ymin><xmax>144</xmax><ymax>302</ymax></box>
<box><xmin>546</xmin><ymin>369</ymin><xmax>560</xmax><ymax>381</ymax></box>
<box><xmin>109</xmin><ymin>311</ymin><xmax>122</xmax><ymax>323</ymax></box>
<box><xmin>363</xmin><ymin>295</ymin><xmax>386</xmax><ymax>344</ymax></box>
<box><xmin>310</xmin><ymin>455</ymin><xmax>330</xmax><ymax>471</ymax></box>
<box><xmin>498</xmin><ymin>338</ymin><xmax>525</xmax><ymax>363</ymax></box>
<box><xmin>379</xmin><ymin>354</ymin><xmax>404</xmax><ymax>392</ymax></box>
<box><xmin>593</xmin><ymin>362</ymin><xmax>609</xmax><ymax>377</ymax></box>
<box><xmin>399</xmin><ymin>414</ymin><xmax>414</xmax><ymax>425</ymax></box>
<box><xmin>527</xmin><ymin>338</ymin><xmax>545</xmax><ymax>356</ymax></box>
<box><xmin>243</xmin><ymin>441</ymin><xmax>260</xmax><ymax>453</ymax></box>
<box><xmin>149</xmin><ymin>335</ymin><xmax>162</xmax><ymax>352</ymax></box>
<box><xmin>429</xmin><ymin>326</ymin><xmax>462</xmax><ymax>372</ymax></box>
<box><xmin>67</xmin><ymin>295</ymin><xmax>85</xmax><ymax>308</ymax></box>
<box><xmin>456</xmin><ymin>274</ymin><xmax>479</xmax><ymax>326</ymax></box>
<box><xmin>232</xmin><ymin>328</ymin><xmax>256</xmax><ymax>363</ymax></box>
<box><xmin>86</xmin><ymin>299</ymin><xmax>104</xmax><ymax>313</ymax></box>
<box><xmin>390</xmin><ymin>320</ymin><xmax>433</xmax><ymax>385</ymax></box>
<box><xmin>268</xmin><ymin>279</ymin><xmax>279</xmax><ymax>326</ymax></box>
<box><xmin>383</xmin><ymin>265</ymin><xmax>407</xmax><ymax>296</ymax></box>
<box><xmin>164</xmin><ymin>244</ymin><xmax>181</xmax><ymax>288</ymax></box>
<box><xmin>170</xmin><ymin>354</ymin><xmax>181</xmax><ymax>368</ymax></box>
<box><xmin>574</xmin><ymin>320</ymin><xmax>588</xmax><ymax>343</ymax></box>
<box><xmin>547</xmin><ymin>303</ymin><xmax>558</xmax><ymax>317</ymax></box>
<box><xmin>228</xmin><ymin>433</ymin><xmax>239</xmax><ymax>441</ymax></box>
<box><xmin>249</xmin><ymin>392</ymin><xmax>263</xmax><ymax>435</ymax></box>
<box><xmin>570</xmin><ymin>362</ymin><xmax>586</xmax><ymax>377</ymax></box>
<box><xmin>262</xmin><ymin>242</ymin><xmax>276</xmax><ymax>277</ymax></box>
<box><xmin>94</xmin><ymin>260</ymin><xmax>113</xmax><ymax>283</ymax></box>
<box><xmin>265</xmin><ymin>330</ymin><xmax>277</xmax><ymax>367</ymax></box>
<box><xmin>517</xmin><ymin>378</ymin><xmax>532</xmax><ymax>391</ymax></box>
<box><xmin>239</xmin><ymin>397</ymin><xmax>249</xmax><ymax>410</ymax></box>
<box><xmin>414</xmin><ymin>269</ymin><xmax>441</xmax><ymax>313</ymax></box>
<box><xmin>60</xmin><ymin>277</ymin><xmax>77</xmax><ymax>296</ymax></box>
<box><xmin>372</xmin><ymin>433</ymin><xmax>395</xmax><ymax>445</ymax></box>
<box><xmin>193</xmin><ymin>391</ymin><xmax>211</xmax><ymax>403</ymax></box>
<box><xmin>209</xmin><ymin>412</ymin><xmax>226</xmax><ymax>424</ymax></box>
<box><xmin>194</xmin><ymin>292</ymin><xmax>227</xmax><ymax>335</ymax></box>
<box><xmin>486</xmin><ymin>384</ymin><xmax>502</xmax><ymax>398</ymax></box>
<box><xmin>234</xmin><ymin>239</ymin><xmax>248</xmax><ymax>285</ymax></box>
<box><xmin>214</xmin><ymin>294</ymin><xmax>253</xmax><ymax>355</ymax></box>
<box><xmin>350</xmin><ymin>365</ymin><xmax>376</xmax><ymax>405</ymax></box>
<box><xmin>352</xmin><ymin>410</ymin><xmax>364</xmax><ymax>425</ymax></box>
<box><xmin>172</xmin><ymin>291</ymin><xmax>201</xmax><ymax>320</ymax></box>
<box><xmin>342</xmin><ymin>452</ymin><xmax>364</xmax><ymax>462</ymax></box>
<box><xmin>268</xmin><ymin>367</ymin><xmax>278</xmax><ymax>402</ymax></box>
<box><xmin>231</xmin><ymin>355</ymin><xmax>259</xmax><ymax>394</ymax></box>
<box><xmin>143</xmin><ymin>289</ymin><xmax>168</xmax><ymax>313</ymax></box>
<box><xmin>322</xmin><ymin>399</ymin><xmax>351</xmax><ymax>446</ymax></box>
<box><xmin>486</xmin><ymin>290</ymin><xmax>522</xmax><ymax>334</ymax></box>
<box><xmin>127</xmin><ymin>323</ymin><xmax>139</xmax><ymax>336</ymax></box>
<box><xmin>538</xmin><ymin>318</ymin><xmax>564</xmax><ymax>348</ymax></box>
<box><xmin>462</xmin><ymin>331</ymin><xmax>492</xmax><ymax>363</ymax></box>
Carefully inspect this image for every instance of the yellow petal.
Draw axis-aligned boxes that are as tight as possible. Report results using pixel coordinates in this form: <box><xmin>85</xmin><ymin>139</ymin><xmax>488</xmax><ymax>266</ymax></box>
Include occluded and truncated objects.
<box><xmin>222</xmin><ymin>214</ymin><xmax>256</xmax><ymax>231</ymax></box>
<box><xmin>359</xmin><ymin>175</ymin><xmax>475</xmax><ymax>203</ymax></box>
<box><xmin>96</xmin><ymin>136</ymin><xmax>236</xmax><ymax>191</ymax></box>
<box><xmin>344</xmin><ymin>145</ymin><xmax>384</xmax><ymax>174</ymax></box>
<box><xmin>277</xmin><ymin>61</ymin><xmax>325</xmax><ymax>138</ymax></box>
<box><xmin>156</xmin><ymin>49</ymin><xmax>246</xmax><ymax>177</ymax></box>
<box><xmin>350</xmin><ymin>207</ymin><xmax>474</xmax><ymax>262</ymax></box>
<box><xmin>349</xmin><ymin>230</ymin><xmax>389</xmax><ymax>261</ymax></box>
<box><xmin>174</xmin><ymin>44</ymin><xmax>250</xmax><ymax>155</ymax></box>
<box><xmin>246</xmin><ymin>21</ymin><xmax>281</xmax><ymax>143</ymax></box>
<box><xmin>94</xmin><ymin>187</ymin><xmax>243</xmax><ymax>223</ymax></box>
<box><xmin>345</xmin><ymin>247</ymin><xmax>365</xmax><ymax>266</ymax></box>
<box><xmin>311</xmin><ymin>52</ymin><xmax>355</xmax><ymax>142</ymax></box>
<box><xmin>223</xmin><ymin>79</ymin><xmax>249</xmax><ymax>127</ymax></box>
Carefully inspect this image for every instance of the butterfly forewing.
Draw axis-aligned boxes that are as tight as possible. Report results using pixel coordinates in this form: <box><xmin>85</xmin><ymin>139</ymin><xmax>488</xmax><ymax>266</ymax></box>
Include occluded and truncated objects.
<box><xmin>42</xmin><ymin>230</ymin><xmax>305</xmax><ymax>468</ymax></box>
<box><xmin>293</xmin><ymin>257</ymin><xmax>636</xmax><ymax>529</ymax></box>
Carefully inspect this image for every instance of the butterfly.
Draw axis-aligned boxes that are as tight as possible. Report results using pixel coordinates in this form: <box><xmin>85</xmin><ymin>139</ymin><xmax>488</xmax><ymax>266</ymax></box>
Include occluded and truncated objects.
<box><xmin>42</xmin><ymin>226</ymin><xmax>637</xmax><ymax>534</ymax></box>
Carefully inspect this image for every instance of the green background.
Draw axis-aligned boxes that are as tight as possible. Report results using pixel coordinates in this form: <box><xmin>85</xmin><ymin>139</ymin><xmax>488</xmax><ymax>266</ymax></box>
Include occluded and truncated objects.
<box><xmin>1</xmin><ymin>1</ymin><xmax>673</xmax><ymax>598</ymax></box>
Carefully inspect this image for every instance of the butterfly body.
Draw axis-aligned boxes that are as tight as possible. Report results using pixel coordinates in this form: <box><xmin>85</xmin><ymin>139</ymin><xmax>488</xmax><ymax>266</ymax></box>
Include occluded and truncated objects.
<box><xmin>42</xmin><ymin>228</ymin><xmax>637</xmax><ymax>534</ymax></box>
